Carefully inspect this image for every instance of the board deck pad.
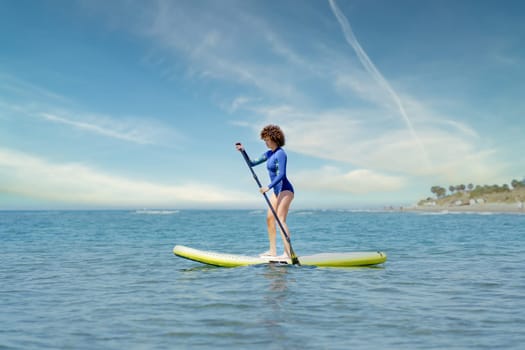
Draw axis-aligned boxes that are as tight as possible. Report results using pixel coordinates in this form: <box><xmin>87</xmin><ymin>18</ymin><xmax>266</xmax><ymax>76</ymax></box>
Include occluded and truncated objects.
<box><xmin>173</xmin><ymin>245</ymin><xmax>387</xmax><ymax>267</ymax></box>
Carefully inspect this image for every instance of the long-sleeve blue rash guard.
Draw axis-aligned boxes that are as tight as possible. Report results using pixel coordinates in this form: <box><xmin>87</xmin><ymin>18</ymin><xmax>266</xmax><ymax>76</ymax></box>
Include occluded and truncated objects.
<box><xmin>249</xmin><ymin>147</ymin><xmax>294</xmax><ymax>195</ymax></box>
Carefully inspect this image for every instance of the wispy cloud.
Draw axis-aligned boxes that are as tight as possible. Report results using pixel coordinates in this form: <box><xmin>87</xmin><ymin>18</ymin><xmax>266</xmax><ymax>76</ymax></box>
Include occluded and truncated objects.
<box><xmin>245</xmin><ymin>103</ymin><xmax>505</xmax><ymax>185</ymax></box>
<box><xmin>295</xmin><ymin>166</ymin><xmax>405</xmax><ymax>194</ymax></box>
<box><xmin>0</xmin><ymin>75</ymin><xmax>182</xmax><ymax>146</ymax></box>
<box><xmin>132</xmin><ymin>0</ymin><xmax>308</xmax><ymax>102</ymax></box>
<box><xmin>0</xmin><ymin>147</ymin><xmax>250</xmax><ymax>207</ymax></box>
<box><xmin>39</xmin><ymin>112</ymin><xmax>179</xmax><ymax>145</ymax></box>
<box><xmin>0</xmin><ymin>73</ymin><xmax>71</xmax><ymax>104</ymax></box>
<box><xmin>328</xmin><ymin>0</ymin><xmax>430</xmax><ymax>167</ymax></box>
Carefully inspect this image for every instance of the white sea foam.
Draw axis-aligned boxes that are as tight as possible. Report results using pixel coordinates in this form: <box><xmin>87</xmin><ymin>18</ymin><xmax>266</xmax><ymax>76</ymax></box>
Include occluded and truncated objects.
<box><xmin>134</xmin><ymin>209</ymin><xmax>180</xmax><ymax>215</ymax></box>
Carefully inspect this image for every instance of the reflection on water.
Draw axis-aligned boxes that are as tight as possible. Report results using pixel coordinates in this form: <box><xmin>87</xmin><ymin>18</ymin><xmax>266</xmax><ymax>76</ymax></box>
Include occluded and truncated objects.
<box><xmin>263</xmin><ymin>264</ymin><xmax>291</xmax><ymax>292</ymax></box>
<box><xmin>260</xmin><ymin>264</ymin><xmax>292</xmax><ymax>345</ymax></box>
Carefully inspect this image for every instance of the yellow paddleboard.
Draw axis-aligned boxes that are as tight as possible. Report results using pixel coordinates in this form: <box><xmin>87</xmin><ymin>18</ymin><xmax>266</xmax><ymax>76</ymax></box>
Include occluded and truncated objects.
<box><xmin>173</xmin><ymin>245</ymin><xmax>387</xmax><ymax>267</ymax></box>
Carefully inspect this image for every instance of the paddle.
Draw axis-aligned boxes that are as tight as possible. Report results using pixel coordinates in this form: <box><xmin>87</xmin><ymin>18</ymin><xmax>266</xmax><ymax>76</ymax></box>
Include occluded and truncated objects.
<box><xmin>236</xmin><ymin>143</ymin><xmax>300</xmax><ymax>265</ymax></box>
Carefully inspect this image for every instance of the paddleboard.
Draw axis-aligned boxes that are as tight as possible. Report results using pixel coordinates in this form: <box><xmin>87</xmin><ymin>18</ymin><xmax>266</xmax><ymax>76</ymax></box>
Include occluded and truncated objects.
<box><xmin>173</xmin><ymin>245</ymin><xmax>387</xmax><ymax>267</ymax></box>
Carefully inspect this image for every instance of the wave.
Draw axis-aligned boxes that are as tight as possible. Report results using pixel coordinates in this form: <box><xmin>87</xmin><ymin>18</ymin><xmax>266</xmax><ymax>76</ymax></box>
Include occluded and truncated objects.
<box><xmin>134</xmin><ymin>209</ymin><xmax>180</xmax><ymax>215</ymax></box>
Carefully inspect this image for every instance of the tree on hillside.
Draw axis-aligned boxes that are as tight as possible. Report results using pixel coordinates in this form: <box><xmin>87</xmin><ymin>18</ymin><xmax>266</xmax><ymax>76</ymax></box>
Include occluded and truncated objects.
<box><xmin>423</xmin><ymin>178</ymin><xmax>523</xmax><ymax>204</ymax></box>
<box><xmin>431</xmin><ymin>186</ymin><xmax>446</xmax><ymax>198</ymax></box>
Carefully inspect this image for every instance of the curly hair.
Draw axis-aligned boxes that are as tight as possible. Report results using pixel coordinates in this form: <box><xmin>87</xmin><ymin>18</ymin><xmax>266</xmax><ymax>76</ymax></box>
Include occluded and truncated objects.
<box><xmin>260</xmin><ymin>124</ymin><xmax>285</xmax><ymax>147</ymax></box>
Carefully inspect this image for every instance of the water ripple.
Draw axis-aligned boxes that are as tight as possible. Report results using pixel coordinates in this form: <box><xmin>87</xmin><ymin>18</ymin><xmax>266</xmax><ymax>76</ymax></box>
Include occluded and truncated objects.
<box><xmin>1</xmin><ymin>210</ymin><xmax>524</xmax><ymax>349</ymax></box>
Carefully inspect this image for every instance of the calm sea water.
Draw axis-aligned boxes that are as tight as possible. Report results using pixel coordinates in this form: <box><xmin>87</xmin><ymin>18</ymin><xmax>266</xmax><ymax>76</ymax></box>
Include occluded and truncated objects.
<box><xmin>1</xmin><ymin>209</ymin><xmax>524</xmax><ymax>349</ymax></box>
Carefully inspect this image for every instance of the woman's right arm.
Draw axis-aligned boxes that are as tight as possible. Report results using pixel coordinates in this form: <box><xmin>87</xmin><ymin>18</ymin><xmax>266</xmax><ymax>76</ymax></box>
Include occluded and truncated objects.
<box><xmin>235</xmin><ymin>143</ymin><xmax>267</xmax><ymax>167</ymax></box>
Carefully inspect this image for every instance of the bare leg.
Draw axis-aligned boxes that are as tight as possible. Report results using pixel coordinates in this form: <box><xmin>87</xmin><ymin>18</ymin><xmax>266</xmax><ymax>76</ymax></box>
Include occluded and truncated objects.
<box><xmin>275</xmin><ymin>190</ymin><xmax>294</xmax><ymax>257</ymax></box>
<box><xmin>265</xmin><ymin>193</ymin><xmax>278</xmax><ymax>255</ymax></box>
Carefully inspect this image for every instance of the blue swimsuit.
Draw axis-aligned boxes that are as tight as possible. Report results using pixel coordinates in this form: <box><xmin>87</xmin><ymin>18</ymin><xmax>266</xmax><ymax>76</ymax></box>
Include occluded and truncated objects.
<box><xmin>250</xmin><ymin>147</ymin><xmax>294</xmax><ymax>195</ymax></box>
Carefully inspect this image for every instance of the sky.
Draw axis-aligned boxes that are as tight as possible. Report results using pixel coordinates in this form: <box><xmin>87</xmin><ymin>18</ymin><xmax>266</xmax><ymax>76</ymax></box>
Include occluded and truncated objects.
<box><xmin>1</xmin><ymin>0</ymin><xmax>524</xmax><ymax>210</ymax></box>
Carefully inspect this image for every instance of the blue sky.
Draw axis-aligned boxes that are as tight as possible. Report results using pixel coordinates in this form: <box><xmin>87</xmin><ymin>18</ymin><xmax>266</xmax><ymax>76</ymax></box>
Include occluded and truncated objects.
<box><xmin>1</xmin><ymin>0</ymin><xmax>524</xmax><ymax>210</ymax></box>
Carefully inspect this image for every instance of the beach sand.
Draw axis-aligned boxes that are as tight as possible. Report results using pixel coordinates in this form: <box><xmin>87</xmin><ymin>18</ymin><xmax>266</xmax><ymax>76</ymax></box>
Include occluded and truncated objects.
<box><xmin>405</xmin><ymin>202</ymin><xmax>525</xmax><ymax>214</ymax></box>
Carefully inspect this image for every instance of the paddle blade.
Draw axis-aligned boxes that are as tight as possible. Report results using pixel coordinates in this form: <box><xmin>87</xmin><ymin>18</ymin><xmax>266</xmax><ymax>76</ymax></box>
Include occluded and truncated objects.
<box><xmin>290</xmin><ymin>249</ymin><xmax>301</xmax><ymax>266</ymax></box>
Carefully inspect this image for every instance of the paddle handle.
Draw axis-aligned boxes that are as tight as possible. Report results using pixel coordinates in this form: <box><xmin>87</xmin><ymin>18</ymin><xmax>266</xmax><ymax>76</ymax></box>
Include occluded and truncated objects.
<box><xmin>236</xmin><ymin>143</ymin><xmax>300</xmax><ymax>265</ymax></box>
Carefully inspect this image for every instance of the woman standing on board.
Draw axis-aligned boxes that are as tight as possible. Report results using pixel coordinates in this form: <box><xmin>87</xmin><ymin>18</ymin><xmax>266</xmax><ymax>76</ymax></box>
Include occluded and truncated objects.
<box><xmin>236</xmin><ymin>125</ymin><xmax>294</xmax><ymax>259</ymax></box>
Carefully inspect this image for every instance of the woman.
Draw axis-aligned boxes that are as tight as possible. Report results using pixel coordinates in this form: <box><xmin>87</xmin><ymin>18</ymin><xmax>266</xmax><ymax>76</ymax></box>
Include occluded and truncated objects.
<box><xmin>236</xmin><ymin>125</ymin><xmax>294</xmax><ymax>259</ymax></box>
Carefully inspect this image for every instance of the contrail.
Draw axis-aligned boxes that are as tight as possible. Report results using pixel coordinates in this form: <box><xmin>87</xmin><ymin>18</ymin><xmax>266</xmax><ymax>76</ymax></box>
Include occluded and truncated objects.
<box><xmin>328</xmin><ymin>0</ymin><xmax>430</xmax><ymax>167</ymax></box>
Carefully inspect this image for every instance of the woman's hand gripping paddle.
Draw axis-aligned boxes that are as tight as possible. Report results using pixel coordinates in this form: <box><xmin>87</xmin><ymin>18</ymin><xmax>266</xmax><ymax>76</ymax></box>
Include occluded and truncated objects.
<box><xmin>236</xmin><ymin>143</ymin><xmax>300</xmax><ymax>265</ymax></box>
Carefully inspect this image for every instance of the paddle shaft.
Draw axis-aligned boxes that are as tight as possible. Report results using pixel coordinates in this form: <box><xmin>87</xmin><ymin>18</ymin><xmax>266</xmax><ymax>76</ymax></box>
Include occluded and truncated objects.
<box><xmin>236</xmin><ymin>144</ymin><xmax>300</xmax><ymax>265</ymax></box>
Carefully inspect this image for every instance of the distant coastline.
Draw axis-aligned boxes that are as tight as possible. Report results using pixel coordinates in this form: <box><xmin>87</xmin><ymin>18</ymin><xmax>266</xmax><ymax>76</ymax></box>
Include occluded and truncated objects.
<box><xmin>406</xmin><ymin>179</ymin><xmax>525</xmax><ymax>214</ymax></box>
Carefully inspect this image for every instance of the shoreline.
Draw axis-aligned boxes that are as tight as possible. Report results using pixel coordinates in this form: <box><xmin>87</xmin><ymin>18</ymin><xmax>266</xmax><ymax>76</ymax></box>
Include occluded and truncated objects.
<box><xmin>403</xmin><ymin>202</ymin><xmax>525</xmax><ymax>214</ymax></box>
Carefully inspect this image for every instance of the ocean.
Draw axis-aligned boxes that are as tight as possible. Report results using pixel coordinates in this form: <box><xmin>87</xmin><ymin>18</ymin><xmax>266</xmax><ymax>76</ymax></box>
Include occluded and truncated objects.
<box><xmin>1</xmin><ymin>209</ymin><xmax>524</xmax><ymax>349</ymax></box>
